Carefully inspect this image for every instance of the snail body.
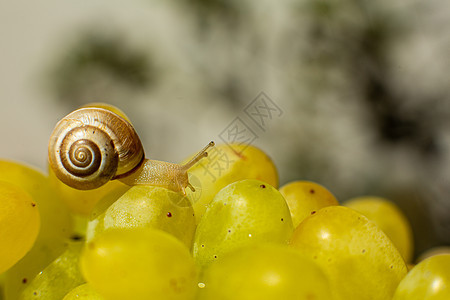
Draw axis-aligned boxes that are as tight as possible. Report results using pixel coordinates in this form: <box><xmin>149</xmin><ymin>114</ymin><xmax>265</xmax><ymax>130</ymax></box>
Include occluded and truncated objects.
<box><xmin>48</xmin><ymin>105</ymin><xmax>213</xmax><ymax>194</ymax></box>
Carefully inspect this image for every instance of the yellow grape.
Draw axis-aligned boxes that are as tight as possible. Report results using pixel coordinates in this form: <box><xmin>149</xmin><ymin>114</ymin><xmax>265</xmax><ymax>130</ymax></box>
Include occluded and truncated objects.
<box><xmin>0</xmin><ymin>160</ymin><xmax>71</xmax><ymax>241</ymax></box>
<box><xmin>88</xmin><ymin>184</ymin><xmax>131</xmax><ymax>221</ymax></box>
<box><xmin>198</xmin><ymin>243</ymin><xmax>332</xmax><ymax>300</ymax></box>
<box><xmin>279</xmin><ymin>180</ymin><xmax>339</xmax><ymax>228</ymax></box>
<box><xmin>416</xmin><ymin>246</ymin><xmax>450</xmax><ymax>263</ymax></box>
<box><xmin>0</xmin><ymin>181</ymin><xmax>40</xmax><ymax>274</ymax></box>
<box><xmin>393</xmin><ymin>254</ymin><xmax>450</xmax><ymax>300</ymax></box>
<box><xmin>86</xmin><ymin>217</ymin><xmax>105</xmax><ymax>245</ymax></box>
<box><xmin>63</xmin><ymin>283</ymin><xmax>104</xmax><ymax>300</ymax></box>
<box><xmin>84</xmin><ymin>184</ymin><xmax>132</xmax><ymax>243</ymax></box>
<box><xmin>87</xmin><ymin>186</ymin><xmax>196</xmax><ymax>248</ymax></box>
<box><xmin>290</xmin><ymin>206</ymin><xmax>407</xmax><ymax>300</ymax></box>
<box><xmin>344</xmin><ymin>196</ymin><xmax>414</xmax><ymax>263</ymax></box>
<box><xmin>4</xmin><ymin>240</ymin><xmax>67</xmax><ymax>300</ymax></box>
<box><xmin>48</xmin><ymin>166</ymin><xmax>130</xmax><ymax>216</ymax></box>
<box><xmin>184</xmin><ymin>143</ymin><xmax>278</xmax><ymax>223</ymax></box>
<box><xmin>81</xmin><ymin>228</ymin><xmax>198</xmax><ymax>300</ymax></box>
<box><xmin>0</xmin><ymin>160</ymin><xmax>72</xmax><ymax>299</ymax></box>
<box><xmin>18</xmin><ymin>241</ymin><xmax>85</xmax><ymax>300</ymax></box>
<box><xmin>193</xmin><ymin>179</ymin><xmax>293</xmax><ymax>269</ymax></box>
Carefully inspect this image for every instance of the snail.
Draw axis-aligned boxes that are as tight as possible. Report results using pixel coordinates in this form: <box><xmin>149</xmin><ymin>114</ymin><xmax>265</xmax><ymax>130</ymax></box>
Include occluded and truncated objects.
<box><xmin>48</xmin><ymin>104</ymin><xmax>214</xmax><ymax>194</ymax></box>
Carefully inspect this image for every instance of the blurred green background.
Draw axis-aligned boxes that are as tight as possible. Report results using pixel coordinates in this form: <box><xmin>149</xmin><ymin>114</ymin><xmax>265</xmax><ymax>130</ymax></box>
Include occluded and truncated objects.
<box><xmin>0</xmin><ymin>0</ymin><xmax>449</xmax><ymax>257</ymax></box>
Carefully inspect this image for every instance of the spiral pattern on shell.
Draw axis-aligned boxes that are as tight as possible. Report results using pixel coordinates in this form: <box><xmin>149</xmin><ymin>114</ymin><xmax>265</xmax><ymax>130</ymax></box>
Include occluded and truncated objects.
<box><xmin>62</xmin><ymin>138</ymin><xmax>101</xmax><ymax>176</ymax></box>
<box><xmin>48</xmin><ymin>107</ymin><xmax>145</xmax><ymax>190</ymax></box>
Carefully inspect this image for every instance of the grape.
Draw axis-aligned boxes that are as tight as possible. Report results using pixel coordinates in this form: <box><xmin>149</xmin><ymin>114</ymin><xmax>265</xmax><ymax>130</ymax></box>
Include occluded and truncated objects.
<box><xmin>18</xmin><ymin>241</ymin><xmax>85</xmax><ymax>300</ymax></box>
<box><xmin>80</xmin><ymin>228</ymin><xmax>198</xmax><ymax>300</ymax></box>
<box><xmin>88</xmin><ymin>184</ymin><xmax>131</xmax><ymax>221</ymax></box>
<box><xmin>86</xmin><ymin>216</ymin><xmax>105</xmax><ymax>245</ymax></box>
<box><xmin>393</xmin><ymin>254</ymin><xmax>450</xmax><ymax>300</ymax></box>
<box><xmin>279</xmin><ymin>180</ymin><xmax>339</xmax><ymax>228</ymax></box>
<box><xmin>290</xmin><ymin>206</ymin><xmax>407</xmax><ymax>300</ymax></box>
<box><xmin>48</xmin><ymin>166</ymin><xmax>130</xmax><ymax>217</ymax></box>
<box><xmin>87</xmin><ymin>185</ymin><xmax>196</xmax><ymax>248</ymax></box>
<box><xmin>417</xmin><ymin>246</ymin><xmax>450</xmax><ymax>263</ymax></box>
<box><xmin>198</xmin><ymin>243</ymin><xmax>332</xmax><ymax>300</ymax></box>
<box><xmin>407</xmin><ymin>263</ymin><xmax>415</xmax><ymax>271</ymax></box>
<box><xmin>193</xmin><ymin>179</ymin><xmax>293</xmax><ymax>269</ymax></box>
<box><xmin>0</xmin><ymin>272</ymin><xmax>5</xmax><ymax>299</ymax></box>
<box><xmin>63</xmin><ymin>284</ymin><xmax>104</xmax><ymax>300</ymax></box>
<box><xmin>0</xmin><ymin>181</ymin><xmax>40</xmax><ymax>273</ymax></box>
<box><xmin>0</xmin><ymin>160</ymin><xmax>72</xmax><ymax>241</ymax></box>
<box><xmin>85</xmin><ymin>184</ymin><xmax>132</xmax><ymax>243</ymax></box>
<box><xmin>344</xmin><ymin>196</ymin><xmax>414</xmax><ymax>263</ymax></box>
<box><xmin>0</xmin><ymin>160</ymin><xmax>72</xmax><ymax>299</ymax></box>
<box><xmin>4</xmin><ymin>239</ymin><xmax>68</xmax><ymax>300</ymax></box>
<box><xmin>184</xmin><ymin>143</ymin><xmax>278</xmax><ymax>223</ymax></box>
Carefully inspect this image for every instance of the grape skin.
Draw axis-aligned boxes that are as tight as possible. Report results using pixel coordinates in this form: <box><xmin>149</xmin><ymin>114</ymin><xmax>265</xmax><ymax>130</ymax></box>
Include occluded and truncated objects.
<box><xmin>0</xmin><ymin>181</ymin><xmax>40</xmax><ymax>274</ymax></box>
<box><xmin>81</xmin><ymin>228</ymin><xmax>198</xmax><ymax>300</ymax></box>
<box><xmin>1</xmin><ymin>160</ymin><xmax>72</xmax><ymax>299</ymax></box>
<box><xmin>290</xmin><ymin>206</ymin><xmax>408</xmax><ymax>300</ymax></box>
<box><xmin>86</xmin><ymin>185</ymin><xmax>196</xmax><ymax>248</ymax></box>
<box><xmin>393</xmin><ymin>254</ymin><xmax>450</xmax><ymax>300</ymax></box>
<box><xmin>63</xmin><ymin>283</ymin><xmax>104</xmax><ymax>300</ymax></box>
<box><xmin>18</xmin><ymin>241</ymin><xmax>85</xmax><ymax>300</ymax></box>
<box><xmin>199</xmin><ymin>243</ymin><xmax>333</xmax><ymax>300</ymax></box>
<box><xmin>193</xmin><ymin>179</ymin><xmax>293</xmax><ymax>269</ymax></box>
<box><xmin>184</xmin><ymin>143</ymin><xmax>279</xmax><ymax>223</ymax></box>
<box><xmin>279</xmin><ymin>180</ymin><xmax>339</xmax><ymax>228</ymax></box>
<box><xmin>344</xmin><ymin>196</ymin><xmax>414</xmax><ymax>263</ymax></box>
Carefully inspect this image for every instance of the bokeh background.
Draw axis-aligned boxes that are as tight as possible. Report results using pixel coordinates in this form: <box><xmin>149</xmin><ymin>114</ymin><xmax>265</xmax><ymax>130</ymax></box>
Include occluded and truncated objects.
<box><xmin>1</xmin><ymin>0</ymin><xmax>449</xmax><ymax>258</ymax></box>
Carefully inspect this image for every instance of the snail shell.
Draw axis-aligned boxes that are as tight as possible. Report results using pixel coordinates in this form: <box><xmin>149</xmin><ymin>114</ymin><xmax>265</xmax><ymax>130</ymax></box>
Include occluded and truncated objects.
<box><xmin>48</xmin><ymin>107</ymin><xmax>145</xmax><ymax>190</ymax></box>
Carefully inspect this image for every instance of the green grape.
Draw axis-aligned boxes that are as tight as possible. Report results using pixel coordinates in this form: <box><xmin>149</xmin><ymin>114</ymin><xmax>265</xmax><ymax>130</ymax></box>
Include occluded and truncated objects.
<box><xmin>48</xmin><ymin>166</ymin><xmax>130</xmax><ymax>216</ymax></box>
<box><xmin>290</xmin><ymin>206</ymin><xmax>407</xmax><ymax>300</ymax></box>
<box><xmin>81</xmin><ymin>228</ymin><xmax>198</xmax><ymax>300</ymax></box>
<box><xmin>85</xmin><ymin>184</ymin><xmax>131</xmax><ymax>243</ymax></box>
<box><xmin>0</xmin><ymin>160</ymin><xmax>72</xmax><ymax>241</ymax></box>
<box><xmin>1</xmin><ymin>271</ymin><xmax>5</xmax><ymax>299</ymax></box>
<box><xmin>4</xmin><ymin>239</ymin><xmax>67</xmax><ymax>300</ymax></box>
<box><xmin>86</xmin><ymin>215</ymin><xmax>105</xmax><ymax>244</ymax></box>
<box><xmin>63</xmin><ymin>283</ymin><xmax>104</xmax><ymax>300</ymax></box>
<box><xmin>193</xmin><ymin>179</ymin><xmax>293</xmax><ymax>269</ymax></box>
<box><xmin>279</xmin><ymin>180</ymin><xmax>339</xmax><ymax>228</ymax></box>
<box><xmin>86</xmin><ymin>186</ymin><xmax>196</xmax><ymax>248</ymax></box>
<box><xmin>198</xmin><ymin>243</ymin><xmax>332</xmax><ymax>300</ymax></box>
<box><xmin>88</xmin><ymin>184</ymin><xmax>131</xmax><ymax>221</ymax></box>
<box><xmin>18</xmin><ymin>241</ymin><xmax>85</xmax><ymax>300</ymax></box>
<box><xmin>0</xmin><ymin>181</ymin><xmax>40</xmax><ymax>273</ymax></box>
<box><xmin>393</xmin><ymin>254</ymin><xmax>450</xmax><ymax>300</ymax></box>
<box><xmin>184</xmin><ymin>143</ymin><xmax>278</xmax><ymax>223</ymax></box>
<box><xmin>344</xmin><ymin>196</ymin><xmax>414</xmax><ymax>263</ymax></box>
<box><xmin>0</xmin><ymin>160</ymin><xmax>72</xmax><ymax>300</ymax></box>
<box><xmin>417</xmin><ymin>246</ymin><xmax>450</xmax><ymax>263</ymax></box>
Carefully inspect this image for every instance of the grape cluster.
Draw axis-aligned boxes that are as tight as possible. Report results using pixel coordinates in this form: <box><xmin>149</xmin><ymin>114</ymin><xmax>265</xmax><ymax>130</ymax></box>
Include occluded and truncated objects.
<box><xmin>0</xmin><ymin>143</ymin><xmax>449</xmax><ymax>300</ymax></box>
